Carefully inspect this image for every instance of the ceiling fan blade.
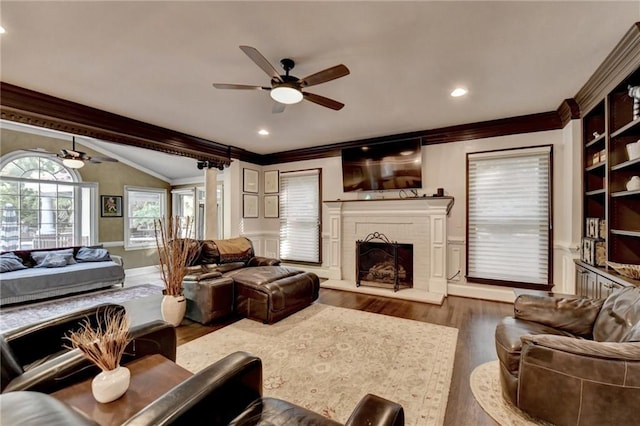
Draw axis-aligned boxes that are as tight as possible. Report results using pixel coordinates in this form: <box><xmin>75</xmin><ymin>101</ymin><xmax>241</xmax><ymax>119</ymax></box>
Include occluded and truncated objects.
<box><xmin>24</xmin><ymin>148</ymin><xmax>55</xmax><ymax>155</ymax></box>
<box><xmin>299</xmin><ymin>64</ymin><xmax>350</xmax><ymax>88</ymax></box>
<box><xmin>303</xmin><ymin>92</ymin><xmax>345</xmax><ymax>110</ymax></box>
<box><xmin>89</xmin><ymin>156</ymin><xmax>118</xmax><ymax>163</ymax></box>
<box><xmin>239</xmin><ymin>46</ymin><xmax>283</xmax><ymax>83</ymax></box>
<box><xmin>213</xmin><ymin>83</ymin><xmax>269</xmax><ymax>90</ymax></box>
<box><xmin>272</xmin><ymin>102</ymin><xmax>286</xmax><ymax>114</ymax></box>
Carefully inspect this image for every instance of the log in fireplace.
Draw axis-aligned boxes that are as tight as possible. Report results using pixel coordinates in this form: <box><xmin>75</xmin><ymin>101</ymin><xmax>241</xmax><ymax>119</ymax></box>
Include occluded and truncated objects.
<box><xmin>356</xmin><ymin>232</ymin><xmax>413</xmax><ymax>292</ymax></box>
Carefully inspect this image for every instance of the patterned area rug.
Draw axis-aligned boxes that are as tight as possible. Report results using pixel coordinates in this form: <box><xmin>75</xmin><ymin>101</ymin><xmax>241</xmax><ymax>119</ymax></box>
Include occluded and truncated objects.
<box><xmin>0</xmin><ymin>284</ymin><xmax>163</xmax><ymax>333</ymax></box>
<box><xmin>470</xmin><ymin>361</ymin><xmax>552</xmax><ymax>426</ymax></box>
<box><xmin>177</xmin><ymin>303</ymin><xmax>458</xmax><ymax>425</ymax></box>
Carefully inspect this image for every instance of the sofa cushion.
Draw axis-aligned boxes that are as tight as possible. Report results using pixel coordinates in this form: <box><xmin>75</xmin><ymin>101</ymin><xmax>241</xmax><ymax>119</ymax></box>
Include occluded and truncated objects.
<box><xmin>31</xmin><ymin>249</ymin><xmax>76</xmax><ymax>267</ymax></box>
<box><xmin>0</xmin><ymin>253</ymin><xmax>27</xmax><ymax>273</ymax></box>
<box><xmin>75</xmin><ymin>247</ymin><xmax>111</xmax><ymax>263</ymax></box>
<box><xmin>34</xmin><ymin>253</ymin><xmax>69</xmax><ymax>268</ymax></box>
<box><xmin>593</xmin><ymin>286</ymin><xmax>640</xmax><ymax>342</ymax></box>
<box><xmin>229</xmin><ymin>397</ymin><xmax>341</xmax><ymax>426</ymax></box>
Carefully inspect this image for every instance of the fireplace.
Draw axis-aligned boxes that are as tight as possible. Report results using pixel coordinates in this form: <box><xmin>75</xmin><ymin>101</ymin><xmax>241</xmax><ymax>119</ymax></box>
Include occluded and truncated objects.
<box><xmin>356</xmin><ymin>232</ymin><xmax>413</xmax><ymax>292</ymax></box>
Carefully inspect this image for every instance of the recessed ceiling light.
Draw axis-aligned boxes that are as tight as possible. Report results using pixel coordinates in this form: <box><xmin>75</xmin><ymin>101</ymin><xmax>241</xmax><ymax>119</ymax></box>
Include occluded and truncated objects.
<box><xmin>258</xmin><ymin>129</ymin><xmax>269</xmax><ymax>136</ymax></box>
<box><xmin>451</xmin><ymin>88</ymin><xmax>468</xmax><ymax>97</ymax></box>
<box><xmin>0</xmin><ymin>26</ymin><xmax>6</xmax><ymax>34</ymax></box>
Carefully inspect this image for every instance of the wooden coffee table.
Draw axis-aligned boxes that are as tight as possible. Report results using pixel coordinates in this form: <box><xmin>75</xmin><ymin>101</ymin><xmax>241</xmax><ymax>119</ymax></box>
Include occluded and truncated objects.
<box><xmin>51</xmin><ymin>354</ymin><xmax>192</xmax><ymax>425</ymax></box>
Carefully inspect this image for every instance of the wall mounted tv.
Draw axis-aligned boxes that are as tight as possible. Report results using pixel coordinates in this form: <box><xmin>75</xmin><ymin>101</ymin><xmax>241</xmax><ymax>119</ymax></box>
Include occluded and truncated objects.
<box><xmin>341</xmin><ymin>138</ymin><xmax>423</xmax><ymax>192</ymax></box>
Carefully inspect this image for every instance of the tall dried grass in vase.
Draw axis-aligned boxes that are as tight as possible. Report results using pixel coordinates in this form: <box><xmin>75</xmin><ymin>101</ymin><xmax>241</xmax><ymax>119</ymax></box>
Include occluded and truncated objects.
<box><xmin>65</xmin><ymin>307</ymin><xmax>132</xmax><ymax>403</ymax></box>
<box><xmin>154</xmin><ymin>216</ymin><xmax>197</xmax><ymax>296</ymax></box>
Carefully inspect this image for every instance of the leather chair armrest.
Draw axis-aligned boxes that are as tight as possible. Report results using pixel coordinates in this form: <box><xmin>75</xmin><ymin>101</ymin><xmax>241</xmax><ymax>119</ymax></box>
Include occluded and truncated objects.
<box><xmin>247</xmin><ymin>256</ymin><xmax>281</xmax><ymax>267</ymax></box>
<box><xmin>514</xmin><ymin>295</ymin><xmax>605</xmax><ymax>337</ymax></box>
<box><xmin>126</xmin><ymin>320</ymin><xmax>177</xmax><ymax>362</ymax></box>
<box><xmin>0</xmin><ymin>391</ymin><xmax>98</xmax><ymax>426</ymax></box>
<box><xmin>345</xmin><ymin>394</ymin><xmax>405</xmax><ymax>426</ymax></box>
<box><xmin>124</xmin><ymin>351</ymin><xmax>262</xmax><ymax>426</ymax></box>
<box><xmin>522</xmin><ymin>334</ymin><xmax>640</xmax><ymax>361</ymax></box>
<box><xmin>2</xmin><ymin>303</ymin><xmax>125</xmax><ymax>366</ymax></box>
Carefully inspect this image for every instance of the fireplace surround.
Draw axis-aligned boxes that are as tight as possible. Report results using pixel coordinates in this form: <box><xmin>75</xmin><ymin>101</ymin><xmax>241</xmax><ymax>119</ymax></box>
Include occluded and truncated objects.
<box><xmin>323</xmin><ymin>197</ymin><xmax>453</xmax><ymax>304</ymax></box>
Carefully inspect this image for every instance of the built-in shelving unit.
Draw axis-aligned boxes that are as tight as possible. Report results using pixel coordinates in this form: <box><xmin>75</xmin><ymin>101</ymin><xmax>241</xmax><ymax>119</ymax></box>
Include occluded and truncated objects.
<box><xmin>577</xmin><ymin>65</ymin><xmax>640</xmax><ymax>295</ymax></box>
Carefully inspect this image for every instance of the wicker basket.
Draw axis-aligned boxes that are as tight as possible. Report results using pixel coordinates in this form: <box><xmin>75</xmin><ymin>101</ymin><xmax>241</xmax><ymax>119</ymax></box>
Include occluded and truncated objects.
<box><xmin>607</xmin><ymin>262</ymin><xmax>640</xmax><ymax>280</ymax></box>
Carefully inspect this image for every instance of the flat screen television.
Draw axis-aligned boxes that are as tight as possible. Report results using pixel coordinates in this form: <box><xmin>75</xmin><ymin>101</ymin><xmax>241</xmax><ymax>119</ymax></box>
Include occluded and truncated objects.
<box><xmin>341</xmin><ymin>138</ymin><xmax>422</xmax><ymax>192</ymax></box>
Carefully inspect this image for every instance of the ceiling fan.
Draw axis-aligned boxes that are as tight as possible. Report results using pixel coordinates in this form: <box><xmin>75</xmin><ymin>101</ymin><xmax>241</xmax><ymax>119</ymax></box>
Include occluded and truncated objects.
<box><xmin>213</xmin><ymin>45</ymin><xmax>350</xmax><ymax>112</ymax></box>
<box><xmin>28</xmin><ymin>137</ymin><xmax>118</xmax><ymax>169</ymax></box>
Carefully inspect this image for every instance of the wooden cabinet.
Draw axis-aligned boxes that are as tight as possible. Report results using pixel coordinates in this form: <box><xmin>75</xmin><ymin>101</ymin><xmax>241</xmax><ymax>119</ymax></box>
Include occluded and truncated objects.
<box><xmin>575</xmin><ymin>260</ymin><xmax>633</xmax><ymax>298</ymax></box>
<box><xmin>580</xmin><ymin>63</ymin><xmax>640</xmax><ymax>284</ymax></box>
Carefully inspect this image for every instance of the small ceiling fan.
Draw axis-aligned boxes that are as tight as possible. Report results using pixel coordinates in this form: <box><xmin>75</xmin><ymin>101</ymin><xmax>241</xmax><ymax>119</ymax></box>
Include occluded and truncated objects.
<box><xmin>213</xmin><ymin>45</ymin><xmax>350</xmax><ymax>112</ymax></box>
<box><xmin>28</xmin><ymin>136</ymin><xmax>118</xmax><ymax>169</ymax></box>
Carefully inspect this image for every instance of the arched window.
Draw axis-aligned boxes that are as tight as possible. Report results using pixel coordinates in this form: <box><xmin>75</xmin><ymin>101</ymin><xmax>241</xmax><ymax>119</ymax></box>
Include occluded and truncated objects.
<box><xmin>0</xmin><ymin>152</ymin><xmax>97</xmax><ymax>250</ymax></box>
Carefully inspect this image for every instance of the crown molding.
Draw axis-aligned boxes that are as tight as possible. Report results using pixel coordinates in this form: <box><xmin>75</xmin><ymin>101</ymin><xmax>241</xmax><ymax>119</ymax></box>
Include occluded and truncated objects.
<box><xmin>575</xmin><ymin>22</ymin><xmax>640</xmax><ymax>114</ymax></box>
<box><xmin>557</xmin><ymin>98</ymin><xmax>581</xmax><ymax>127</ymax></box>
<box><xmin>261</xmin><ymin>111</ymin><xmax>562</xmax><ymax>165</ymax></box>
<box><xmin>0</xmin><ymin>82</ymin><xmax>237</xmax><ymax>166</ymax></box>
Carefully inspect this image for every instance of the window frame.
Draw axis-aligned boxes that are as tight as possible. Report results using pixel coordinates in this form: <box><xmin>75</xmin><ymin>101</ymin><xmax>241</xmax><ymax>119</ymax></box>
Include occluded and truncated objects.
<box><xmin>0</xmin><ymin>152</ymin><xmax>98</xmax><ymax>249</ymax></box>
<box><xmin>466</xmin><ymin>145</ymin><xmax>553</xmax><ymax>290</ymax></box>
<box><xmin>278</xmin><ymin>168</ymin><xmax>322</xmax><ymax>265</ymax></box>
<box><xmin>124</xmin><ymin>185</ymin><xmax>167</xmax><ymax>250</ymax></box>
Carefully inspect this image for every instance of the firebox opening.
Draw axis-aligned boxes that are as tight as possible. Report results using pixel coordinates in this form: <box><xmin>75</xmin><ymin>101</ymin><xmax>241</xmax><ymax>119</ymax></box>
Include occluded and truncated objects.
<box><xmin>356</xmin><ymin>232</ymin><xmax>413</xmax><ymax>292</ymax></box>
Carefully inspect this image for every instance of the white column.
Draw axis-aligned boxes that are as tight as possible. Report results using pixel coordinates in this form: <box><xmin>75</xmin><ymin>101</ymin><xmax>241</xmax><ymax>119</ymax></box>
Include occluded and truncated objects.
<box><xmin>204</xmin><ymin>168</ymin><xmax>217</xmax><ymax>240</ymax></box>
<box><xmin>324</xmin><ymin>201</ymin><xmax>343</xmax><ymax>280</ymax></box>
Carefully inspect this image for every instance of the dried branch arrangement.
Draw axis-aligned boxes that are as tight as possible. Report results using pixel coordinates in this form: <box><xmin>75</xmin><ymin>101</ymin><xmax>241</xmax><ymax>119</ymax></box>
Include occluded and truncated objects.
<box><xmin>154</xmin><ymin>216</ymin><xmax>198</xmax><ymax>296</ymax></box>
<box><xmin>65</xmin><ymin>307</ymin><xmax>131</xmax><ymax>372</ymax></box>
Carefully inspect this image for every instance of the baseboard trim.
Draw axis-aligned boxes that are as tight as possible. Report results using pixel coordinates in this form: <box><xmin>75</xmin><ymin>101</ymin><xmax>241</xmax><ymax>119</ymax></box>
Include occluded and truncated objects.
<box><xmin>447</xmin><ymin>283</ymin><xmax>515</xmax><ymax>303</ymax></box>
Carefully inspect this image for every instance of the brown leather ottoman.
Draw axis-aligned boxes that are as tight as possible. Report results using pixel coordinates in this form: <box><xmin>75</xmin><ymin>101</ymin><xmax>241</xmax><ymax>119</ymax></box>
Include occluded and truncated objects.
<box><xmin>223</xmin><ymin>266</ymin><xmax>320</xmax><ymax>324</ymax></box>
<box><xmin>183</xmin><ymin>276</ymin><xmax>234</xmax><ymax>324</ymax></box>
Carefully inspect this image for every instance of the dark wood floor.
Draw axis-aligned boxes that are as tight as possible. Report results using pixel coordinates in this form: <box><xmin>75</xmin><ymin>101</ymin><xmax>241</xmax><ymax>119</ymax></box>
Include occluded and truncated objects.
<box><xmin>174</xmin><ymin>288</ymin><xmax>513</xmax><ymax>426</ymax></box>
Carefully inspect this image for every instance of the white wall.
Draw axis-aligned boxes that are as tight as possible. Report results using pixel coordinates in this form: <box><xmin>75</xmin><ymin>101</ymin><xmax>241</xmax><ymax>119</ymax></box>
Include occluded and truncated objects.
<box><xmin>224</xmin><ymin>125</ymin><xmax>581</xmax><ymax>301</ymax></box>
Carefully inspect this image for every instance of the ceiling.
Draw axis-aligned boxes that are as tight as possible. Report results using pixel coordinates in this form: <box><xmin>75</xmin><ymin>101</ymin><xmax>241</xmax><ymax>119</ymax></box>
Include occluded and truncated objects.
<box><xmin>1</xmin><ymin>1</ymin><xmax>639</xmax><ymax>165</ymax></box>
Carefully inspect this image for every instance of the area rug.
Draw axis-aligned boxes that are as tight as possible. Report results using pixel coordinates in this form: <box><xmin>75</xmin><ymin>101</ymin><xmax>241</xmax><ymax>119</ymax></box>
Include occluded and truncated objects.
<box><xmin>470</xmin><ymin>361</ymin><xmax>552</xmax><ymax>426</ymax></box>
<box><xmin>0</xmin><ymin>283</ymin><xmax>163</xmax><ymax>333</ymax></box>
<box><xmin>177</xmin><ymin>303</ymin><xmax>458</xmax><ymax>425</ymax></box>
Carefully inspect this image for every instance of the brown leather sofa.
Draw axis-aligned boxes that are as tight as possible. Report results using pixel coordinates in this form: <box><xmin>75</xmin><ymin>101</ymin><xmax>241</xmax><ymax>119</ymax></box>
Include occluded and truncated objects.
<box><xmin>0</xmin><ymin>351</ymin><xmax>404</xmax><ymax>426</ymax></box>
<box><xmin>184</xmin><ymin>237</ymin><xmax>320</xmax><ymax>324</ymax></box>
<box><xmin>495</xmin><ymin>286</ymin><xmax>640</xmax><ymax>426</ymax></box>
<box><xmin>1</xmin><ymin>303</ymin><xmax>176</xmax><ymax>394</ymax></box>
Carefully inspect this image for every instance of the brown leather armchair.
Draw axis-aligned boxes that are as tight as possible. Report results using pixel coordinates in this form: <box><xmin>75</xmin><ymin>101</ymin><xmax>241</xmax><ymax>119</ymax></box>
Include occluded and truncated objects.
<box><xmin>495</xmin><ymin>286</ymin><xmax>640</xmax><ymax>426</ymax></box>
<box><xmin>0</xmin><ymin>351</ymin><xmax>404</xmax><ymax>426</ymax></box>
<box><xmin>1</xmin><ymin>303</ymin><xmax>176</xmax><ymax>394</ymax></box>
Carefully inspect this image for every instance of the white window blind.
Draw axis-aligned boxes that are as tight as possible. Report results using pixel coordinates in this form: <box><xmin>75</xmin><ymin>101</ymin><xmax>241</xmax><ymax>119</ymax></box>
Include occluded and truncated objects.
<box><xmin>279</xmin><ymin>169</ymin><xmax>321</xmax><ymax>263</ymax></box>
<box><xmin>467</xmin><ymin>146</ymin><xmax>551</xmax><ymax>286</ymax></box>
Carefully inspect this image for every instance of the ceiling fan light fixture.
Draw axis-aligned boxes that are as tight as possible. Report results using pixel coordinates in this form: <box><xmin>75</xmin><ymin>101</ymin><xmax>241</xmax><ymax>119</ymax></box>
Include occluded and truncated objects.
<box><xmin>270</xmin><ymin>85</ymin><xmax>303</xmax><ymax>104</ymax></box>
<box><xmin>62</xmin><ymin>158</ymin><xmax>84</xmax><ymax>169</ymax></box>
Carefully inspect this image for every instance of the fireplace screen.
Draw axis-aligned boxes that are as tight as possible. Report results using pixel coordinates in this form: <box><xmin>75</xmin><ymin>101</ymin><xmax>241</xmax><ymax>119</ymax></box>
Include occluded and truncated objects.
<box><xmin>356</xmin><ymin>232</ymin><xmax>413</xmax><ymax>292</ymax></box>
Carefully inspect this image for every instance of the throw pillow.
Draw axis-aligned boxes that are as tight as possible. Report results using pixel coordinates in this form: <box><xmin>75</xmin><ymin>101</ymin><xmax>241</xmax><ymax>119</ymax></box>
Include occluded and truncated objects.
<box><xmin>0</xmin><ymin>253</ymin><xmax>27</xmax><ymax>273</ymax></box>
<box><xmin>31</xmin><ymin>248</ymin><xmax>76</xmax><ymax>267</ymax></box>
<box><xmin>75</xmin><ymin>247</ymin><xmax>111</xmax><ymax>263</ymax></box>
<box><xmin>34</xmin><ymin>253</ymin><xmax>69</xmax><ymax>268</ymax></box>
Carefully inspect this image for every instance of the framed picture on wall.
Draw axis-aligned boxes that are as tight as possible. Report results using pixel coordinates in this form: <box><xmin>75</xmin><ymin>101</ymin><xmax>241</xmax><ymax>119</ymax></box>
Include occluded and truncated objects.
<box><xmin>264</xmin><ymin>195</ymin><xmax>279</xmax><ymax>218</ymax></box>
<box><xmin>264</xmin><ymin>170</ymin><xmax>279</xmax><ymax>193</ymax></box>
<box><xmin>243</xmin><ymin>194</ymin><xmax>258</xmax><ymax>218</ymax></box>
<box><xmin>101</xmin><ymin>195</ymin><xmax>122</xmax><ymax>217</ymax></box>
<box><xmin>243</xmin><ymin>168</ymin><xmax>259</xmax><ymax>193</ymax></box>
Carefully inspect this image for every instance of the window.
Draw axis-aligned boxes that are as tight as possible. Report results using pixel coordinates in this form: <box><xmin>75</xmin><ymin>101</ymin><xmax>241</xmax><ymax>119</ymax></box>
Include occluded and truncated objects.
<box><xmin>0</xmin><ymin>153</ymin><xmax>97</xmax><ymax>250</ymax></box>
<box><xmin>279</xmin><ymin>169</ymin><xmax>321</xmax><ymax>263</ymax></box>
<box><xmin>124</xmin><ymin>186</ymin><xmax>167</xmax><ymax>249</ymax></box>
<box><xmin>466</xmin><ymin>146</ymin><xmax>552</xmax><ymax>288</ymax></box>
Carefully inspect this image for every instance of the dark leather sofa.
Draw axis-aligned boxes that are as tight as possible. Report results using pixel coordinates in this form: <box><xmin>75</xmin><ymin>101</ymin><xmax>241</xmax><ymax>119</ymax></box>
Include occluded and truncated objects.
<box><xmin>1</xmin><ymin>303</ymin><xmax>176</xmax><ymax>394</ymax></box>
<box><xmin>495</xmin><ymin>285</ymin><xmax>640</xmax><ymax>426</ymax></box>
<box><xmin>0</xmin><ymin>351</ymin><xmax>404</xmax><ymax>426</ymax></box>
<box><xmin>184</xmin><ymin>237</ymin><xmax>320</xmax><ymax>324</ymax></box>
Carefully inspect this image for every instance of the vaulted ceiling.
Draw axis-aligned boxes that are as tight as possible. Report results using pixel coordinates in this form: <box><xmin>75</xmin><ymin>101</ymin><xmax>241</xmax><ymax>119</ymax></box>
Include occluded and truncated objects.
<box><xmin>1</xmin><ymin>1</ymin><xmax>638</xmax><ymax>164</ymax></box>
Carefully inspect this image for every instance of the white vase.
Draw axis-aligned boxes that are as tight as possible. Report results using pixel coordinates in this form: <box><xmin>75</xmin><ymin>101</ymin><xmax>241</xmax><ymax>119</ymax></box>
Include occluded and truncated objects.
<box><xmin>91</xmin><ymin>365</ymin><xmax>130</xmax><ymax>403</ymax></box>
<box><xmin>161</xmin><ymin>294</ymin><xmax>186</xmax><ymax>326</ymax></box>
<box><xmin>627</xmin><ymin>140</ymin><xmax>640</xmax><ymax>161</ymax></box>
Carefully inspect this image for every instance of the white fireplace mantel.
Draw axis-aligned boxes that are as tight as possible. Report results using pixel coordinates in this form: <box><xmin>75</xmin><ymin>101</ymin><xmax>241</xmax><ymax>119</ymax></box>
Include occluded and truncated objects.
<box><xmin>323</xmin><ymin>197</ymin><xmax>453</xmax><ymax>304</ymax></box>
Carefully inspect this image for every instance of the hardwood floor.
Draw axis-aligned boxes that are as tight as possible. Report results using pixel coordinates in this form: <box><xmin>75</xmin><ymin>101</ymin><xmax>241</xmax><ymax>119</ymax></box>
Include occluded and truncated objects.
<box><xmin>174</xmin><ymin>288</ymin><xmax>513</xmax><ymax>426</ymax></box>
